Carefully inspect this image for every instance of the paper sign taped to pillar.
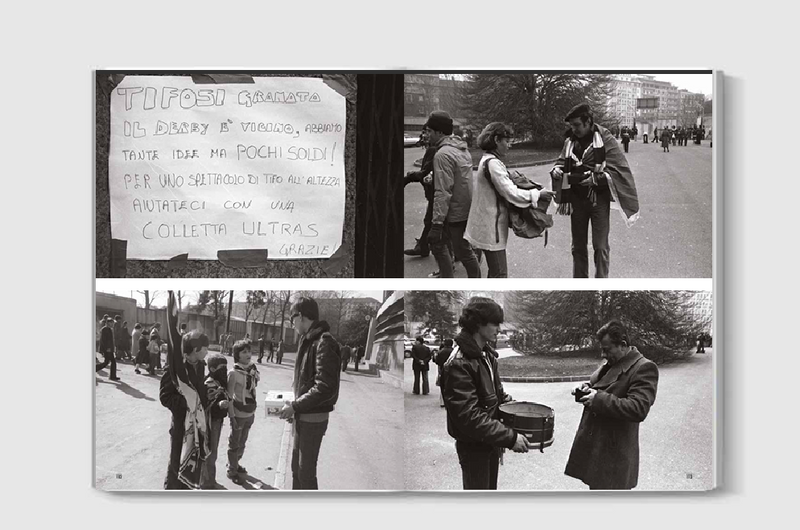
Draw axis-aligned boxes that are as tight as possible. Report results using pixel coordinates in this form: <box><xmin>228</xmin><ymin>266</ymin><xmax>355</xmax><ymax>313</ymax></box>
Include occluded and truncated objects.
<box><xmin>108</xmin><ymin>76</ymin><xmax>347</xmax><ymax>260</ymax></box>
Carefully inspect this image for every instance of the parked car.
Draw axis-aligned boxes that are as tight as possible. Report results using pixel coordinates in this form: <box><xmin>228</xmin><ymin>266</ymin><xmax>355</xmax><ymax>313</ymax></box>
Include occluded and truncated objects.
<box><xmin>404</xmin><ymin>337</ymin><xmax>413</xmax><ymax>358</ymax></box>
<box><xmin>495</xmin><ymin>333</ymin><xmax>510</xmax><ymax>349</ymax></box>
<box><xmin>404</xmin><ymin>133</ymin><xmax>422</xmax><ymax>148</ymax></box>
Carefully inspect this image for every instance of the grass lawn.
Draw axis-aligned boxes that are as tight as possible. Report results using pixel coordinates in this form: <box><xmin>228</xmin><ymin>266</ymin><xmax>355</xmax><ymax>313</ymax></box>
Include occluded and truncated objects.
<box><xmin>498</xmin><ymin>354</ymin><xmax>601</xmax><ymax>378</ymax></box>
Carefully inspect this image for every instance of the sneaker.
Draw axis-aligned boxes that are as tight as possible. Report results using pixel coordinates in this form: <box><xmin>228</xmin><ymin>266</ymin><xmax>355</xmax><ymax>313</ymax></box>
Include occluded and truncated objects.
<box><xmin>428</xmin><ymin>270</ymin><xmax>441</xmax><ymax>278</ymax></box>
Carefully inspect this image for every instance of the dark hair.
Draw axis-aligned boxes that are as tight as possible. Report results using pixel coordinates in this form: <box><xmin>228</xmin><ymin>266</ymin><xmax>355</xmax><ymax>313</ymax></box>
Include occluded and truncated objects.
<box><xmin>290</xmin><ymin>297</ymin><xmax>319</xmax><ymax>321</ymax></box>
<box><xmin>134</xmin><ymin>323</ymin><xmax>141</xmax><ymax>329</ymax></box>
<box><xmin>233</xmin><ymin>340</ymin><xmax>252</xmax><ymax>358</ymax></box>
<box><xmin>565</xmin><ymin>103</ymin><xmax>593</xmax><ymax>126</ymax></box>
<box><xmin>458</xmin><ymin>297</ymin><xmax>504</xmax><ymax>334</ymax></box>
<box><xmin>596</xmin><ymin>320</ymin><xmax>629</xmax><ymax>346</ymax></box>
<box><xmin>443</xmin><ymin>338</ymin><xmax>454</xmax><ymax>348</ymax></box>
<box><xmin>182</xmin><ymin>329</ymin><xmax>209</xmax><ymax>354</ymax></box>
<box><xmin>416</xmin><ymin>336</ymin><xmax>424</xmax><ymax>343</ymax></box>
<box><xmin>477</xmin><ymin>122</ymin><xmax>513</xmax><ymax>151</ymax></box>
<box><xmin>180</xmin><ymin>323</ymin><xmax>187</xmax><ymax>330</ymax></box>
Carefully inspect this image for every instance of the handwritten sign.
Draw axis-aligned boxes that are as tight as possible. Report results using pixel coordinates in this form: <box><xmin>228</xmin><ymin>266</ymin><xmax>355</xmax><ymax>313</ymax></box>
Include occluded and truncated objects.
<box><xmin>109</xmin><ymin>76</ymin><xmax>346</xmax><ymax>260</ymax></box>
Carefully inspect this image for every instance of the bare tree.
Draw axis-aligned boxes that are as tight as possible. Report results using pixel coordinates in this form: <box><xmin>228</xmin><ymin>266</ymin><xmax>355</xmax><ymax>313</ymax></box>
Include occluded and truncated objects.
<box><xmin>136</xmin><ymin>290</ymin><xmax>164</xmax><ymax>310</ymax></box>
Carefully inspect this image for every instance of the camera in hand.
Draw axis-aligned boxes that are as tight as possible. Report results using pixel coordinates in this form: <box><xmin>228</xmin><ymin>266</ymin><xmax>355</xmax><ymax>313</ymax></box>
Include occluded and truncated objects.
<box><xmin>574</xmin><ymin>386</ymin><xmax>591</xmax><ymax>402</ymax></box>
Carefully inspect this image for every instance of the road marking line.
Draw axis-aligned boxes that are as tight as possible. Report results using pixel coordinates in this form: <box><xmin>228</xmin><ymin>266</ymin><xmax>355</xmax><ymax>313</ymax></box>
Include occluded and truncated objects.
<box><xmin>273</xmin><ymin>420</ymin><xmax>292</xmax><ymax>490</ymax></box>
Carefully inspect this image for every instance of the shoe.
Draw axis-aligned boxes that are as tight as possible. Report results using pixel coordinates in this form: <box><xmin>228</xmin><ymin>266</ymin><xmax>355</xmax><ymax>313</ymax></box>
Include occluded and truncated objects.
<box><xmin>134</xmin><ymin>368</ymin><xmax>141</xmax><ymax>374</ymax></box>
<box><xmin>237</xmin><ymin>465</ymin><xmax>247</xmax><ymax>474</ymax></box>
<box><xmin>404</xmin><ymin>239</ymin><xmax>430</xmax><ymax>258</ymax></box>
<box><xmin>110</xmin><ymin>377</ymin><xmax>121</xmax><ymax>381</ymax></box>
<box><xmin>227</xmin><ymin>473</ymin><xmax>242</xmax><ymax>484</ymax></box>
<box><xmin>428</xmin><ymin>270</ymin><xmax>441</xmax><ymax>278</ymax></box>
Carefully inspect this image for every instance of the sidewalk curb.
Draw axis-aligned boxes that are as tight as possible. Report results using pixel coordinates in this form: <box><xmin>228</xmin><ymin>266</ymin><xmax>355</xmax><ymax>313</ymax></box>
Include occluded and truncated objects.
<box><xmin>500</xmin><ymin>374</ymin><xmax>591</xmax><ymax>383</ymax></box>
<box><xmin>273</xmin><ymin>420</ymin><xmax>292</xmax><ymax>490</ymax></box>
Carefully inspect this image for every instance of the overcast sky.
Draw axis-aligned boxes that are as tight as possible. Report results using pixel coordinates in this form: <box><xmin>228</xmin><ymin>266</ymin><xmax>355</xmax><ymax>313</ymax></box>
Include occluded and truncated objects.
<box><xmin>650</xmin><ymin>73</ymin><xmax>713</xmax><ymax>96</ymax></box>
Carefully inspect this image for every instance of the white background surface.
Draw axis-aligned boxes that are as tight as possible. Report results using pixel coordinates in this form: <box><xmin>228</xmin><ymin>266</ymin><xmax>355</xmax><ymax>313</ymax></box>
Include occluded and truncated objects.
<box><xmin>2</xmin><ymin>0</ymin><xmax>795</xmax><ymax>528</ymax></box>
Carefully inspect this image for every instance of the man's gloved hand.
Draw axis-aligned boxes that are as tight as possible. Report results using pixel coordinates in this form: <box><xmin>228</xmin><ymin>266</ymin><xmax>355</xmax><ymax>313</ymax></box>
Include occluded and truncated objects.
<box><xmin>428</xmin><ymin>223</ymin><xmax>445</xmax><ymax>245</ymax></box>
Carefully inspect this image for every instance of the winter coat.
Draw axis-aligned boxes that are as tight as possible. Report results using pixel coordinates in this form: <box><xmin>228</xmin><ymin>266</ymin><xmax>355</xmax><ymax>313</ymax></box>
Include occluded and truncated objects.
<box><xmin>431</xmin><ymin>136</ymin><xmax>475</xmax><ymax>224</ymax></box>
<box><xmin>99</xmin><ymin>326</ymin><xmax>114</xmax><ymax>353</ymax></box>
<box><xmin>564</xmin><ymin>347</ymin><xmax>659</xmax><ymax>489</ymax></box>
<box><xmin>411</xmin><ymin>342</ymin><xmax>432</xmax><ymax>370</ymax></box>
<box><xmin>465</xmin><ymin>154</ymin><xmax>541</xmax><ymax>251</ymax></box>
<box><xmin>661</xmin><ymin>130</ymin><xmax>672</xmax><ymax>147</ymax></box>
<box><xmin>291</xmin><ymin>321</ymin><xmax>341</xmax><ymax>415</ymax></box>
<box><xmin>441</xmin><ymin>331</ymin><xmax>517</xmax><ymax>449</ymax></box>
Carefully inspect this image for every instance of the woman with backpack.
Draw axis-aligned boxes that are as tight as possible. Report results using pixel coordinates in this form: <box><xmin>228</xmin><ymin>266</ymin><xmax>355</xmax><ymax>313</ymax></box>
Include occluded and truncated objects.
<box><xmin>465</xmin><ymin>122</ymin><xmax>555</xmax><ymax>277</ymax></box>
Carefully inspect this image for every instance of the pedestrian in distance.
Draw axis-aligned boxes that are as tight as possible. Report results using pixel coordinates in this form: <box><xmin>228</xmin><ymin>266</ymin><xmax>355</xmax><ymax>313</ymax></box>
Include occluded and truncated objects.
<box><xmin>621</xmin><ymin>129</ymin><xmax>631</xmax><ymax>153</ymax></box>
<box><xmin>652</xmin><ymin>127</ymin><xmax>658</xmax><ymax>144</ymax></box>
<box><xmin>643</xmin><ymin>132</ymin><xmax>648</xmax><ymax>144</ymax></box>
<box><xmin>464</xmin><ymin>122</ymin><xmax>554</xmax><ymax>278</ymax></box>
<box><xmin>96</xmin><ymin>316</ymin><xmax>119</xmax><ymax>381</ymax></box>
<box><xmin>441</xmin><ymin>298</ymin><xmax>531</xmax><ymax>490</ymax></box>
<box><xmin>276</xmin><ymin>340</ymin><xmax>284</xmax><ymax>364</ymax></box>
<box><xmin>280</xmin><ymin>297</ymin><xmax>341</xmax><ymax>490</ymax></box>
<box><xmin>425</xmin><ymin>110</ymin><xmax>482</xmax><ymax>278</ymax></box>
<box><xmin>411</xmin><ymin>337</ymin><xmax>432</xmax><ymax>395</ymax></box>
<box><xmin>661</xmin><ymin>128</ymin><xmax>671</xmax><ymax>152</ymax></box>
<box><xmin>435</xmin><ymin>338</ymin><xmax>454</xmax><ymax>407</ymax></box>
<box><xmin>266</xmin><ymin>339</ymin><xmax>275</xmax><ymax>363</ymax></box>
<box><xmin>565</xmin><ymin>321</ymin><xmax>659</xmax><ymax>490</ymax></box>
<box><xmin>257</xmin><ymin>334</ymin><xmax>265</xmax><ymax>363</ymax></box>
<box><xmin>341</xmin><ymin>343</ymin><xmax>351</xmax><ymax>372</ymax></box>
<box><xmin>159</xmin><ymin>329</ymin><xmax>209</xmax><ymax>489</ymax></box>
<box><xmin>671</xmin><ymin>126</ymin><xmax>677</xmax><ymax>146</ymax></box>
<box><xmin>147</xmin><ymin>333</ymin><xmax>161</xmax><ymax>375</ymax></box>
<box><xmin>550</xmin><ymin>103</ymin><xmax>639</xmax><ymax>279</ymax></box>
<box><xmin>355</xmin><ymin>345</ymin><xmax>365</xmax><ymax>372</ymax></box>
<box><xmin>200</xmin><ymin>353</ymin><xmax>231</xmax><ymax>489</ymax></box>
<box><xmin>120</xmin><ymin>321</ymin><xmax>131</xmax><ymax>361</ymax></box>
<box><xmin>133</xmin><ymin>324</ymin><xmax>149</xmax><ymax>374</ymax></box>
<box><xmin>113</xmin><ymin>315</ymin><xmax>124</xmax><ymax>361</ymax></box>
<box><xmin>150</xmin><ymin>323</ymin><xmax>163</xmax><ymax>370</ymax></box>
<box><xmin>226</xmin><ymin>340</ymin><xmax>259</xmax><ymax>484</ymax></box>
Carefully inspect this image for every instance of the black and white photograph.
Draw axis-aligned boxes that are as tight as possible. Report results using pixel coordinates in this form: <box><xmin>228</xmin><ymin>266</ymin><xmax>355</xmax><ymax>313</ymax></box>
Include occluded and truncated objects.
<box><xmin>404</xmin><ymin>290</ymin><xmax>714</xmax><ymax>490</ymax></box>
<box><xmin>96</xmin><ymin>71</ymin><xmax>404</xmax><ymax>279</ymax></box>
<box><xmin>94</xmin><ymin>288</ymin><xmax>404</xmax><ymax>491</ymax></box>
<box><xmin>403</xmin><ymin>72</ymin><xmax>714</xmax><ymax>278</ymax></box>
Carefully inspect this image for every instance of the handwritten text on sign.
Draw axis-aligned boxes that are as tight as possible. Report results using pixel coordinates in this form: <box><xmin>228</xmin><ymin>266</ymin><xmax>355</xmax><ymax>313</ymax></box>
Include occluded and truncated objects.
<box><xmin>109</xmin><ymin>76</ymin><xmax>346</xmax><ymax>260</ymax></box>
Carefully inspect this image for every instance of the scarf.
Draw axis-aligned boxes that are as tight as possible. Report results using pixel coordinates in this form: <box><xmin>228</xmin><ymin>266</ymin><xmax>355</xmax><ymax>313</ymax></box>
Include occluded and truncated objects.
<box><xmin>166</xmin><ymin>291</ymin><xmax>208</xmax><ymax>490</ymax></box>
<box><xmin>555</xmin><ymin>124</ymin><xmax>640</xmax><ymax>227</ymax></box>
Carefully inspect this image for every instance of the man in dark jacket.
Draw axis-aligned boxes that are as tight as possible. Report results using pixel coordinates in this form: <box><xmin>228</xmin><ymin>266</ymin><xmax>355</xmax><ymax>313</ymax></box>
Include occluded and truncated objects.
<box><xmin>441</xmin><ymin>298</ymin><xmax>531</xmax><ymax>489</ymax></box>
<box><xmin>159</xmin><ymin>331</ymin><xmax>209</xmax><ymax>490</ymax></box>
<box><xmin>96</xmin><ymin>317</ymin><xmax>119</xmax><ymax>381</ymax></box>
<box><xmin>411</xmin><ymin>337</ymin><xmax>432</xmax><ymax>395</ymax></box>
<box><xmin>341</xmin><ymin>344</ymin><xmax>351</xmax><ymax>372</ymax></box>
<box><xmin>279</xmin><ymin>297</ymin><xmax>341</xmax><ymax>490</ymax></box>
<box><xmin>426</xmin><ymin>110</ymin><xmax>481</xmax><ymax>278</ymax></box>
<box><xmin>565</xmin><ymin>320</ymin><xmax>659</xmax><ymax>490</ymax></box>
<box><xmin>404</xmin><ymin>129</ymin><xmax>437</xmax><ymax>259</ymax></box>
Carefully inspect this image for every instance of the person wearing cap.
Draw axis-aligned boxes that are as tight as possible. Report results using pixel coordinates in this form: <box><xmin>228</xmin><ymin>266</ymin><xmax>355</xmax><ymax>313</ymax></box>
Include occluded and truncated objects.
<box><xmin>159</xmin><ymin>329</ymin><xmax>209</xmax><ymax>489</ymax></box>
<box><xmin>96</xmin><ymin>317</ymin><xmax>120</xmax><ymax>381</ymax></box>
<box><xmin>565</xmin><ymin>321</ymin><xmax>659</xmax><ymax>490</ymax></box>
<box><xmin>200</xmin><ymin>352</ymin><xmax>231</xmax><ymax>489</ymax></box>
<box><xmin>279</xmin><ymin>296</ymin><xmax>341</xmax><ymax>489</ymax></box>
<box><xmin>550</xmin><ymin>103</ymin><xmax>639</xmax><ymax>278</ymax></box>
<box><xmin>441</xmin><ymin>298</ymin><xmax>531</xmax><ymax>489</ymax></box>
<box><xmin>465</xmin><ymin>122</ymin><xmax>554</xmax><ymax>278</ymax></box>
<box><xmin>425</xmin><ymin>110</ymin><xmax>481</xmax><ymax>278</ymax></box>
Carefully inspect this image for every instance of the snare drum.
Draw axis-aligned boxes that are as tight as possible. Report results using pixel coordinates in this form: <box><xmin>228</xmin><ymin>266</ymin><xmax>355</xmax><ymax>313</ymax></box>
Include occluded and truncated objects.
<box><xmin>498</xmin><ymin>401</ymin><xmax>555</xmax><ymax>452</ymax></box>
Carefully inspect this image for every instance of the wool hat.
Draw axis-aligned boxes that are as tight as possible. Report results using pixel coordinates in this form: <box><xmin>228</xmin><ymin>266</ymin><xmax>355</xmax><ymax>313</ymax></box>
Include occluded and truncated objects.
<box><xmin>291</xmin><ymin>297</ymin><xmax>319</xmax><ymax>322</ymax></box>
<box><xmin>564</xmin><ymin>103</ymin><xmax>593</xmax><ymax>122</ymax></box>
<box><xmin>424</xmin><ymin>111</ymin><xmax>454</xmax><ymax>135</ymax></box>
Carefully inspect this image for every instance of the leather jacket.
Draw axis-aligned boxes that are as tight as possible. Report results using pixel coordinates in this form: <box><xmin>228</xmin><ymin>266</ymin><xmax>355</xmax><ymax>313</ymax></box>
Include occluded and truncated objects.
<box><xmin>292</xmin><ymin>321</ymin><xmax>341</xmax><ymax>414</ymax></box>
<box><xmin>441</xmin><ymin>331</ymin><xmax>517</xmax><ymax>449</ymax></box>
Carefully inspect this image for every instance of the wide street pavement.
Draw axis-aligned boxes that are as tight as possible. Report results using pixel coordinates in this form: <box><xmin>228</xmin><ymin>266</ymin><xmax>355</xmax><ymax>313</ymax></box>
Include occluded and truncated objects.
<box><xmin>95</xmin><ymin>351</ymin><xmax>402</xmax><ymax>491</ymax></box>
<box><xmin>403</xmin><ymin>139</ymin><xmax>713</xmax><ymax>278</ymax></box>
<box><xmin>404</xmin><ymin>349</ymin><xmax>714</xmax><ymax>490</ymax></box>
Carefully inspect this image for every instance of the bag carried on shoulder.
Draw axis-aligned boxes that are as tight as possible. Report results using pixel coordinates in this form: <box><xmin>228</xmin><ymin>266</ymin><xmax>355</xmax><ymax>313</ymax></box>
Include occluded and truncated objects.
<box><xmin>483</xmin><ymin>157</ymin><xmax>553</xmax><ymax>243</ymax></box>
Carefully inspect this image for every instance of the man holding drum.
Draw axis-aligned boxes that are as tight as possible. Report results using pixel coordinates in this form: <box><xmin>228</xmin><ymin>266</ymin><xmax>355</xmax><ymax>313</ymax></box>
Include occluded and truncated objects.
<box><xmin>441</xmin><ymin>297</ymin><xmax>531</xmax><ymax>490</ymax></box>
<box><xmin>565</xmin><ymin>320</ymin><xmax>659</xmax><ymax>490</ymax></box>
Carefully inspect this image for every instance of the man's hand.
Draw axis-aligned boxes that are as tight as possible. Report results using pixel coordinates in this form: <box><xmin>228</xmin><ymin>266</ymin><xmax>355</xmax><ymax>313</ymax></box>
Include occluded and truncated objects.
<box><xmin>279</xmin><ymin>402</ymin><xmax>295</xmax><ymax>420</ymax></box>
<box><xmin>218</xmin><ymin>399</ymin><xmax>229</xmax><ymax>410</ymax></box>
<box><xmin>423</xmin><ymin>174</ymin><xmax>433</xmax><ymax>185</ymax></box>
<box><xmin>578</xmin><ymin>388</ymin><xmax>598</xmax><ymax>407</ymax></box>
<box><xmin>538</xmin><ymin>190</ymin><xmax>556</xmax><ymax>201</ymax></box>
<box><xmin>511</xmin><ymin>433</ymin><xmax>531</xmax><ymax>453</ymax></box>
<box><xmin>428</xmin><ymin>223</ymin><xmax>444</xmax><ymax>245</ymax></box>
<box><xmin>551</xmin><ymin>167</ymin><xmax>564</xmax><ymax>179</ymax></box>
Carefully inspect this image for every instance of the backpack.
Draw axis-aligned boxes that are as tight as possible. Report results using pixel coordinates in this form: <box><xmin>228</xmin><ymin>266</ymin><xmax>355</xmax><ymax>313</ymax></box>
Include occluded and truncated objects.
<box><xmin>483</xmin><ymin>156</ymin><xmax>553</xmax><ymax>244</ymax></box>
